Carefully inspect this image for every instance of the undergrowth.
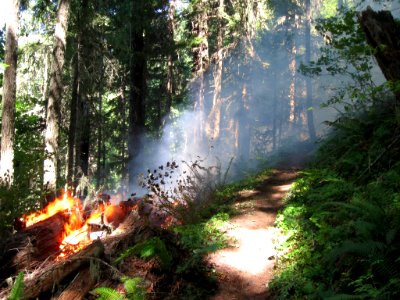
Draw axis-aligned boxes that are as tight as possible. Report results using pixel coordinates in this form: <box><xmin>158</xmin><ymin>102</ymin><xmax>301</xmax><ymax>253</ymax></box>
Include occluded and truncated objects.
<box><xmin>109</xmin><ymin>166</ymin><xmax>272</xmax><ymax>299</ymax></box>
<box><xmin>270</xmin><ymin>101</ymin><xmax>400</xmax><ymax>299</ymax></box>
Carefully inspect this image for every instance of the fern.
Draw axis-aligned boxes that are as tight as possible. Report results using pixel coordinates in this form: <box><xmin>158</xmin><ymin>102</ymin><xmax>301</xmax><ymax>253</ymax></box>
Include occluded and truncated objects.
<box><xmin>122</xmin><ymin>277</ymin><xmax>145</xmax><ymax>300</ymax></box>
<box><xmin>92</xmin><ymin>277</ymin><xmax>146</xmax><ymax>300</ymax></box>
<box><xmin>92</xmin><ymin>287</ymin><xmax>125</xmax><ymax>300</ymax></box>
<box><xmin>324</xmin><ymin>294</ymin><xmax>366</xmax><ymax>300</ymax></box>
<box><xmin>325</xmin><ymin>240</ymin><xmax>386</xmax><ymax>263</ymax></box>
<box><xmin>114</xmin><ymin>237</ymin><xmax>172</xmax><ymax>268</ymax></box>
<box><xmin>7</xmin><ymin>272</ymin><xmax>24</xmax><ymax>300</ymax></box>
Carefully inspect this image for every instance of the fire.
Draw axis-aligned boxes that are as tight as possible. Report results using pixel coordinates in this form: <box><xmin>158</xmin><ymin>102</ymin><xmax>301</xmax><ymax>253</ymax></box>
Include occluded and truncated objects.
<box><xmin>23</xmin><ymin>191</ymin><xmax>128</xmax><ymax>258</ymax></box>
<box><xmin>24</xmin><ymin>191</ymin><xmax>79</xmax><ymax>226</ymax></box>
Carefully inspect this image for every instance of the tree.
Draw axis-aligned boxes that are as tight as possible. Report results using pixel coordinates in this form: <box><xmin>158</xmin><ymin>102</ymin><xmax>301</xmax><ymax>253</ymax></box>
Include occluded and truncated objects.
<box><xmin>43</xmin><ymin>0</ymin><xmax>71</xmax><ymax>194</ymax></box>
<box><xmin>304</xmin><ymin>0</ymin><xmax>316</xmax><ymax>141</ymax></box>
<box><xmin>165</xmin><ymin>0</ymin><xmax>176</xmax><ymax>119</ymax></box>
<box><xmin>206</xmin><ymin>0</ymin><xmax>225</xmax><ymax>142</ymax></box>
<box><xmin>192</xmin><ymin>0</ymin><xmax>210</xmax><ymax>146</ymax></box>
<box><xmin>0</xmin><ymin>0</ymin><xmax>20</xmax><ymax>187</ymax></box>
<box><xmin>359</xmin><ymin>7</ymin><xmax>400</xmax><ymax>102</ymax></box>
<box><xmin>128</xmin><ymin>0</ymin><xmax>147</xmax><ymax>189</ymax></box>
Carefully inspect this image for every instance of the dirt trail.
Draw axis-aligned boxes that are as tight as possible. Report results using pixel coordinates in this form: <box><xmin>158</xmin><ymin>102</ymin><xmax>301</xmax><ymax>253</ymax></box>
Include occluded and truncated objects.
<box><xmin>207</xmin><ymin>170</ymin><xmax>299</xmax><ymax>300</ymax></box>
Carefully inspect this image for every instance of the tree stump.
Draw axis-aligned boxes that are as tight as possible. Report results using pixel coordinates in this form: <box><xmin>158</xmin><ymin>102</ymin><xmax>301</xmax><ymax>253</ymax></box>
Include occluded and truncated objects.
<box><xmin>359</xmin><ymin>7</ymin><xmax>400</xmax><ymax>101</ymax></box>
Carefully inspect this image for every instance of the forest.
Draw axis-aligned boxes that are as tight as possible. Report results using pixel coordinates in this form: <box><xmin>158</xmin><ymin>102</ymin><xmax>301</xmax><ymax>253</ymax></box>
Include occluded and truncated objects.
<box><xmin>1</xmin><ymin>0</ymin><xmax>400</xmax><ymax>299</ymax></box>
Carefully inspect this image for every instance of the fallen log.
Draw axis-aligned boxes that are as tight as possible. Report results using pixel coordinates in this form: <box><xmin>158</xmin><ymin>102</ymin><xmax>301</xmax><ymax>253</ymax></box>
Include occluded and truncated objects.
<box><xmin>57</xmin><ymin>268</ymin><xmax>97</xmax><ymax>300</ymax></box>
<box><xmin>0</xmin><ymin>211</ymin><xmax>69</xmax><ymax>284</ymax></box>
<box><xmin>0</xmin><ymin>240</ymin><xmax>104</xmax><ymax>300</ymax></box>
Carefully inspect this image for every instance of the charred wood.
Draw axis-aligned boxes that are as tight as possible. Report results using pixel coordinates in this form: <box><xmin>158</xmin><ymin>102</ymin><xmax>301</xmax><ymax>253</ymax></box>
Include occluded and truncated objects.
<box><xmin>359</xmin><ymin>7</ymin><xmax>400</xmax><ymax>101</ymax></box>
<box><xmin>0</xmin><ymin>211</ymin><xmax>69</xmax><ymax>284</ymax></box>
<box><xmin>0</xmin><ymin>240</ymin><xmax>104</xmax><ymax>300</ymax></box>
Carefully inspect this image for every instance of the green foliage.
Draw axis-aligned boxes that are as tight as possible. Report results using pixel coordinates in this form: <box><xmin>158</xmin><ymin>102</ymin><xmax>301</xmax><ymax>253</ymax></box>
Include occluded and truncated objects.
<box><xmin>300</xmin><ymin>8</ymin><xmax>379</xmax><ymax>109</ymax></box>
<box><xmin>92</xmin><ymin>277</ymin><xmax>146</xmax><ymax>300</ymax></box>
<box><xmin>173</xmin><ymin>212</ymin><xmax>229</xmax><ymax>273</ymax></box>
<box><xmin>93</xmin><ymin>287</ymin><xmax>124</xmax><ymax>300</ymax></box>
<box><xmin>114</xmin><ymin>237</ymin><xmax>172</xmax><ymax>269</ymax></box>
<box><xmin>7</xmin><ymin>272</ymin><xmax>24</xmax><ymax>300</ymax></box>
<box><xmin>122</xmin><ymin>277</ymin><xmax>146</xmax><ymax>300</ymax></box>
<box><xmin>215</xmin><ymin>168</ymin><xmax>272</xmax><ymax>202</ymax></box>
<box><xmin>270</xmin><ymin>98</ymin><xmax>400</xmax><ymax>299</ymax></box>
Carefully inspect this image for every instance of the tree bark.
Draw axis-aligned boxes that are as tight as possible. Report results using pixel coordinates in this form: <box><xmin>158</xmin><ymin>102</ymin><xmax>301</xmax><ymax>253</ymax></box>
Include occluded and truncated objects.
<box><xmin>79</xmin><ymin>97</ymin><xmax>90</xmax><ymax>177</ymax></box>
<box><xmin>288</xmin><ymin>42</ymin><xmax>297</xmax><ymax>129</ymax></box>
<box><xmin>44</xmin><ymin>0</ymin><xmax>71</xmax><ymax>194</ymax></box>
<box><xmin>192</xmin><ymin>0</ymin><xmax>209</xmax><ymax>146</ymax></box>
<box><xmin>95</xmin><ymin>90</ymin><xmax>104</xmax><ymax>189</ymax></box>
<box><xmin>0</xmin><ymin>0</ymin><xmax>19</xmax><ymax>187</ymax></box>
<box><xmin>272</xmin><ymin>71</ymin><xmax>277</xmax><ymax>151</ymax></box>
<box><xmin>359</xmin><ymin>7</ymin><xmax>400</xmax><ymax>102</ymax></box>
<box><xmin>206</xmin><ymin>0</ymin><xmax>224</xmax><ymax>142</ymax></box>
<box><xmin>305</xmin><ymin>0</ymin><xmax>316</xmax><ymax>141</ymax></box>
<box><xmin>67</xmin><ymin>44</ymin><xmax>80</xmax><ymax>188</ymax></box>
<box><xmin>57</xmin><ymin>268</ymin><xmax>97</xmax><ymax>300</ymax></box>
<box><xmin>165</xmin><ymin>0</ymin><xmax>176</xmax><ymax>119</ymax></box>
<box><xmin>0</xmin><ymin>212</ymin><xmax>69</xmax><ymax>283</ymax></box>
<box><xmin>237</xmin><ymin>82</ymin><xmax>251</xmax><ymax>161</ymax></box>
<box><xmin>77</xmin><ymin>0</ymin><xmax>91</xmax><ymax>179</ymax></box>
<box><xmin>0</xmin><ymin>240</ymin><xmax>104</xmax><ymax>300</ymax></box>
<box><xmin>128</xmin><ymin>1</ymin><xmax>146</xmax><ymax>188</ymax></box>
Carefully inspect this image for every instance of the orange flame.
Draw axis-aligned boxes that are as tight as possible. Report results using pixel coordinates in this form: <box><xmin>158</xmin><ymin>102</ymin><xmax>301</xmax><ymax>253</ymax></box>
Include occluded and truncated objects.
<box><xmin>24</xmin><ymin>191</ymin><xmax>79</xmax><ymax>227</ymax></box>
<box><xmin>23</xmin><ymin>191</ymin><xmax>122</xmax><ymax>258</ymax></box>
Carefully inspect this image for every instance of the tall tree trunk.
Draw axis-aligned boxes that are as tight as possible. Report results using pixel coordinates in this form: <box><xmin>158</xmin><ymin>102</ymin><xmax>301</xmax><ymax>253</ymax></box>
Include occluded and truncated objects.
<box><xmin>0</xmin><ymin>0</ymin><xmax>19</xmax><ymax>187</ymax></box>
<box><xmin>359</xmin><ymin>8</ymin><xmax>400</xmax><ymax>103</ymax></box>
<box><xmin>165</xmin><ymin>0</ymin><xmax>176</xmax><ymax>118</ymax></box>
<box><xmin>119</xmin><ymin>81</ymin><xmax>128</xmax><ymax>185</ymax></box>
<box><xmin>43</xmin><ymin>0</ymin><xmax>71</xmax><ymax>194</ymax></box>
<box><xmin>67</xmin><ymin>44</ymin><xmax>80</xmax><ymax>187</ymax></box>
<box><xmin>272</xmin><ymin>71</ymin><xmax>277</xmax><ymax>151</ymax></box>
<box><xmin>95</xmin><ymin>73</ymin><xmax>105</xmax><ymax>189</ymax></box>
<box><xmin>206</xmin><ymin>0</ymin><xmax>224</xmax><ymax>142</ymax></box>
<box><xmin>192</xmin><ymin>0</ymin><xmax>209</xmax><ymax>146</ymax></box>
<box><xmin>305</xmin><ymin>0</ymin><xmax>316</xmax><ymax>141</ymax></box>
<box><xmin>237</xmin><ymin>82</ymin><xmax>251</xmax><ymax>161</ymax></box>
<box><xmin>128</xmin><ymin>3</ymin><xmax>146</xmax><ymax>189</ymax></box>
<box><xmin>288</xmin><ymin>41</ymin><xmax>296</xmax><ymax>130</ymax></box>
<box><xmin>78</xmin><ymin>0</ymin><xmax>91</xmax><ymax>179</ymax></box>
<box><xmin>96</xmin><ymin>91</ymin><xmax>103</xmax><ymax>189</ymax></box>
<box><xmin>79</xmin><ymin>96</ymin><xmax>90</xmax><ymax>176</ymax></box>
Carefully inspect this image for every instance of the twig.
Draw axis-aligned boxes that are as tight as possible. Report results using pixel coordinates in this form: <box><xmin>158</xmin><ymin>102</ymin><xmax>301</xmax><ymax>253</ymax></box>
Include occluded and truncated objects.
<box><xmin>65</xmin><ymin>256</ymin><xmax>124</xmax><ymax>277</ymax></box>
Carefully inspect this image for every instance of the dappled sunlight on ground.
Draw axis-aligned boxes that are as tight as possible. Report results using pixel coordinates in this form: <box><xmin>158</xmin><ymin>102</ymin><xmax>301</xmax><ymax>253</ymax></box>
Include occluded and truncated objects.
<box><xmin>275</xmin><ymin>183</ymin><xmax>292</xmax><ymax>192</ymax></box>
<box><xmin>207</xmin><ymin>170</ymin><xmax>298</xmax><ymax>299</ymax></box>
<box><xmin>212</xmin><ymin>227</ymin><xmax>276</xmax><ymax>275</ymax></box>
<box><xmin>238</xmin><ymin>189</ymin><xmax>260</xmax><ymax>198</ymax></box>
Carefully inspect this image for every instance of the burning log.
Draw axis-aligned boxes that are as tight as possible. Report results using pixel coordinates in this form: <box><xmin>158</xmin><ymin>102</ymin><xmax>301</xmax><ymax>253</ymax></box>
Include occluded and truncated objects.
<box><xmin>0</xmin><ymin>211</ymin><xmax>69</xmax><ymax>283</ymax></box>
<box><xmin>0</xmin><ymin>240</ymin><xmax>104</xmax><ymax>300</ymax></box>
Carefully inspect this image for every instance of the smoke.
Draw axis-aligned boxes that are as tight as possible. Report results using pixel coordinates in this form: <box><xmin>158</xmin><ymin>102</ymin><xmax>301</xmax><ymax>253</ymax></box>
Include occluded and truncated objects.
<box><xmin>127</xmin><ymin>3</ymin><xmax>390</xmax><ymax>195</ymax></box>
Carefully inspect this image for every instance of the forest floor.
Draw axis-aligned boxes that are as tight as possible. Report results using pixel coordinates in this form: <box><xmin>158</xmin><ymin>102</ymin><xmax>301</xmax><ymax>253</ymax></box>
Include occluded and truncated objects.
<box><xmin>207</xmin><ymin>170</ymin><xmax>299</xmax><ymax>300</ymax></box>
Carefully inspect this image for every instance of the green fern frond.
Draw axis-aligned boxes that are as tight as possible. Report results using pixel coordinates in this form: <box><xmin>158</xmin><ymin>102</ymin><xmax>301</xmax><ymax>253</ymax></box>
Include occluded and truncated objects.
<box><xmin>92</xmin><ymin>287</ymin><xmax>125</xmax><ymax>300</ymax></box>
<box><xmin>326</xmin><ymin>240</ymin><xmax>386</xmax><ymax>263</ymax></box>
<box><xmin>122</xmin><ymin>277</ymin><xmax>145</xmax><ymax>300</ymax></box>
<box><xmin>7</xmin><ymin>272</ymin><xmax>24</xmax><ymax>300</ymax></box>
<box><xmin>114</xmin><ymin>237</ymin><xmax>172</xmax><ymax>268</ymax></box>
<box><xmin>324</xmin><ymin>293</ymin><xmax>366</xmax><ymax>300</ymax></box>
<box><xmin>114</xmin><ymin>246</ymin><xmax>137</xmax><ymax>265</ymax></box>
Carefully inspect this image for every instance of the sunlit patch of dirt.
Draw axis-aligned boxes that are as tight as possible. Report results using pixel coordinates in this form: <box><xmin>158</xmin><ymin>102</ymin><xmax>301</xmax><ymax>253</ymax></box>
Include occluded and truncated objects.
<box><xmin>207</xmin><ymin>170</ymin><xmax>298</xmax><ymax>299</ymax></box>
<box><xmin>238</xmin><ymin>189</ymin><xmax>260</xmax><ymax>198</ymax></box>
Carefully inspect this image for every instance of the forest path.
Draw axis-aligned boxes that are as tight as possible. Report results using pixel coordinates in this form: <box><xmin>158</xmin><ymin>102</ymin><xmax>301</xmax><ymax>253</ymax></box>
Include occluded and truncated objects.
<box><xmin>207</xmin><ymin>169</ymin><xmax>299</xmax><ymax>300</ymax></box>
